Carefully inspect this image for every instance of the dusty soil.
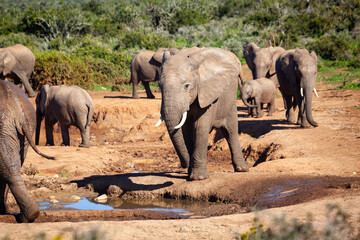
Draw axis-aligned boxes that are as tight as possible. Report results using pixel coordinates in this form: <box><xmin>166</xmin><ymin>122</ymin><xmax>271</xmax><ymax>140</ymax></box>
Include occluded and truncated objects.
<box><xmin>0</xmin><ymin>66</ymin><xmax>359</xmax><ymax>239</ymax></box>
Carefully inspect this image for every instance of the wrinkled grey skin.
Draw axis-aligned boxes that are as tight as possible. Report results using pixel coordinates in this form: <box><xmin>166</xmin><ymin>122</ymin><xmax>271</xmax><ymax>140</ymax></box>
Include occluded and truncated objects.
<box><xmin>35</xmin><ymin>85</ymin><xmax>94</xmax><ymax>147</ymax></box>
<box><xmin>0</xmin><ymin>44</ymin><xmax>36</xmax><ymax>97</ymax></box>
<box><xmin>159</xmin><ymin>47</ymin><xmax>249</xmax><ymax>181</ymax></box>
<box><xmin>130</xmin><ymin>48</ymin><xmax>179</xmax><ymax>99</ymax></box>
<box><xmin>276</xmin><ymin>48</ymin><xmax>318</xmax><ymax>128</ymax></box>
<box><xmin>0</xmin><ymin>81</ymin><xmax>54</xmax><ymax>223</ymax></box>
<box><xmin>243</xmin><ymin>43</ymin><xmax>285</xmax><ymax>87</ymax></box>
<box><xmin>241</xmin><ymin>78</ymin><xmax>276</xmax><ymax>118</ymax></box>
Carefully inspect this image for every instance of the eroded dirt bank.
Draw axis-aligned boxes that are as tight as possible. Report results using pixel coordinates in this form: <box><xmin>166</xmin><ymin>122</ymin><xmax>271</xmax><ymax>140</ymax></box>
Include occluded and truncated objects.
<box><xmin>0</xmin><ymin>69</ymin><xmax>359</xmax><ymax>238</ymax></box>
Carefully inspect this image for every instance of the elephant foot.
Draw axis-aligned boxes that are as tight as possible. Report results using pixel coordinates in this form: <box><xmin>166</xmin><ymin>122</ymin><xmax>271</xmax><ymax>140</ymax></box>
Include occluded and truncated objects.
<box><xmin>18</xmin><ymin>208</ymin><xmax>40</xmax><ymax>223</ymax></box>
<box><xmin>234</xmin><ymin>161</ymin><xmax>249</xmax><ymax>172</ymax></box>
<box><xmin>132</xmin><ymin>95</ymin><xmax>140</xmax><ymax>99</ymax></box>
<box><xmin>147</xmin><ymin>95</ymin><xmax>155</xmax><ymax>99</ymax></box>
<box><xmin>45</xmin><ymin>143</ymin><xmax>54</xmax><ymax>146</ymax></box>
<box><xmin>79</xmin><ymin>143</ymin><xmax>90</xmax><ymax>148</ymax></box>
<box><xmin>189</xmin><ymin>168</ymin><xmax>209</xmax><ymax>181</ymax></box>
<box><xmin>28</xmin><ymin>92</ymin><xmax>36</xmax><ymax>98</ymax></box>
<box><xmin>301</xmin><ymin>123</ymin><xmax>311</xmax><ymax>128</ymax></box>
<box><xmin>60</xmin><ymin>143</ymin><xmax>70</xmax><ymax>146</ymax></box>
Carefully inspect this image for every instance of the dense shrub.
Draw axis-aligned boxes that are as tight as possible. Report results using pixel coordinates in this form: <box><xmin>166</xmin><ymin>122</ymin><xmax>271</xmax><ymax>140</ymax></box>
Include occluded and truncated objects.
<box><xmin>306</xmin><ymin>33</ymin><xmax>352</xmax><ymax>61</ymax></box>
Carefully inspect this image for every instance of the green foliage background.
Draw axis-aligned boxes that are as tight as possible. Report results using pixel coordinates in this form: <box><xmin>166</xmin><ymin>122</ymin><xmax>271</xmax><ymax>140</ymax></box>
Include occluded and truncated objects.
<box><xmin>0</xmin><ymin>0</ymin><xmax>359</xmax><ymax>90</ymax></box>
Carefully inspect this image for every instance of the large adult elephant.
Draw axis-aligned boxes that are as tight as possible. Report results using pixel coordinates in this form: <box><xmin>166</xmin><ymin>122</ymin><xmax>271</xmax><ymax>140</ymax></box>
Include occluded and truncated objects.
<box><xmin>243</xmin><ymin>43</ymin><xmax>285</xmax><ymax>87</ymax></box>
<box><xmin>0</xmin><ymin>81</ymin><xmax>54</xmax><ymax>223</ymax></box>
<box><xmin>130</xmin><ymin>48</ymin><xmax>179</xmax><ymax>99</ymax></box>
<box><xmin>0</xmin><ymin>44</ymin><xmax>36</xmax><ymax>97</ymax></box>
<box><xmin>155</xmin><ymin>47</ymin><xmax>249</xmax><ymax>180</ymax></box>
<box><xmin>275</xmin><ymin>48</ymin><xmax>319</xmax><ymax>128</ymax></box>
<box><xmin>35</xmin><ymin>85</ymin><xmax>94</xmax><ymax>148</ymax></box>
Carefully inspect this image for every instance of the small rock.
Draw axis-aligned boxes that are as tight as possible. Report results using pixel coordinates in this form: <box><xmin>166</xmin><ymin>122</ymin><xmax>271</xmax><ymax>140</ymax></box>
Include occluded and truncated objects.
<box><xmin>53</xmin><ymin>174</ymin><xmax>59</xmax><ymax>178</ymax></box>
<box><xmin>49</xmin><ymin>199</ymin><xmax>59</xmax><ymax>204</ymax></box>
<box><xmin>36</xmin><ymin>187</ymin><xmax>52</xmax><ymax>193</ymax></box>
<box><xmin>71</xmin><ymin>195</ymin><xmax>81</xmax><ymax>201</ymax></box>
<box><xmin>49</xmin><ymin>196</ymin><xmax>56</xmax><ymax>200</ymax></box>
<box><xmin>94</xmin><ymin>194</ymin><xmax>108</xmax><ymax>203</ymax></box>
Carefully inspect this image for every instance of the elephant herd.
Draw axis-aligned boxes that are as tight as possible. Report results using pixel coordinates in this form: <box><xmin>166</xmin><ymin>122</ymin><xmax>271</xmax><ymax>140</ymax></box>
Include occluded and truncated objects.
<box><xmin>242</xmin><ymin>43</ymin><xmax>319</xmax><ymax>128</ymax></box>
<box><xmin>0</xmin><ymin>42</ymin><xmax>319</xmax><ymax>223</ymax></box>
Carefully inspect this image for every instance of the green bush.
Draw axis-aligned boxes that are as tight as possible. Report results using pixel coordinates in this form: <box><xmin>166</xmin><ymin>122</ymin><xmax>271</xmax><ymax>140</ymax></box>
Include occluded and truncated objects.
<box><xmin>307</xmin><ymin>33</ymin><xmax>352</xmax><ymax>61</ymax></box>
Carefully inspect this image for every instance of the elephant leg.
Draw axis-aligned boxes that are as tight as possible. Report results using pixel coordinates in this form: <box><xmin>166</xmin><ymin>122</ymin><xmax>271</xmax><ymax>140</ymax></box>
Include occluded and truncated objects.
<box><xmin>60</xmin><ymin>125</ymin><xmax>70</xmax><ymax>146</ymax></box>
<box><xmin>295</xmin><ymin>94</ymin><xmax>310</xmax><ymax>128</ymax></box>
<box><xmin>189</xmin><ymin>124</ymin><xmax>211</xmax><ymax>181</ymax></box>
<box><xmin>284</xmin><ymin>94</ymin><xmax>295</xmax><ymax>122</ymax></box>
<box><xmin>17</xmin><ymin>71</ymin><xmax>35</xmax><ymax>98</ymax></box>
<box><xmin>79</xmin><ymin>125</ymin><xmax>90</xmax><ymax>148</ymax></box>
<box><xmin>220</xmin><ymin>118</ymin><xmax>249</xmax><ymax>173</ymax></box>
<box><xmin>45</xmin><ymin>118</ymin><xmax>55</xmax><ymax>146</ymax></box>
<box><xmin>0</xmin><ymin>143</ymin><xmax>39</xmax><ymax>222</ymax></box>
<box><xmin>0</xmin><ymin>182</ymin><xmax>9</xmax><ymax>214</ymax></box>
<box><xmin>8</xmin><ymin>175</ymin><xmax>40</xmax><ymax>222</ymax></box>
<box><xmin>268</xmin><ymin>98</ymin><xmax>276</xmax><ymax>116</ymax></box>
<box><xmin>143</xmin><ymin>82</ymin><xmax>155</xmax><ymax>99</ymax></box>
<box><xmin>255</xmin><ymin>97</ymin><xmax>264</xmax><ymax>118</ymax></box>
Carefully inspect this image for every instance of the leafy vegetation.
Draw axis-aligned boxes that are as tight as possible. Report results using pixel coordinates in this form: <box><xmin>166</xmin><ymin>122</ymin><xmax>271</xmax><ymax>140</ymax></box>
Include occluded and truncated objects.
<box><xmin>239</xmin><ymin>204</ymin><xmax>359</xmax><ymax>240</ymax></box>
<box><xmin>0</xmin><ymin>0</ymin><xmax>359</xmax><ymax>90</ymax></box>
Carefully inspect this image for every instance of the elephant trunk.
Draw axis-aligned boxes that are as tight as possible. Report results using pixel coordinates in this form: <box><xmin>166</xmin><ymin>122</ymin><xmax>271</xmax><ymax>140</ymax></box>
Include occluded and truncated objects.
<box><xmin>35</xmin><ymin>111</ymin><xmax>43</xmax><ymax>145</ymax></box>
<box><xmin>162</xmin><ymin>99</ymin><xmax>190</xmax><ymax>168</ymax></box>
<box><xmin>241</xmin><ymin>91</ymin><xmax>258</xmax><ymax>108</ymax></box>
<box><xmin>304</xmin><ymin>86</ymin><xmax>318</xmax><ymax>127</ymax></box>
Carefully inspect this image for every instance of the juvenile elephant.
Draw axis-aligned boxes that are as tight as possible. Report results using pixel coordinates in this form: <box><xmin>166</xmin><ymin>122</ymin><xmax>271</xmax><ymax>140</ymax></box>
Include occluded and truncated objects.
<box><xmin>276</xmin><ymin>48</ymin><xmax>319</xmax><ymax>128</ymax></box>
<box><xmin>35</xmin><ymin>85</ymin><xmax>94</xmax><ymax>147</ymax></box>
<box><xmin>243</xmin><ymin>43</ymin><xmax>285</xmax><ymax>87</ymax></box>
<box><xmin>0</xmin><ymin>44</ymin><xmax>36</xmax><ymax>97</ymax></box>
<box><xmin>130</xmin><ymin>48</ymin><xmax>179</xmax><ymax>99</ymax></box>
<box><xmin>156</xmin><ymin>47</ymin><xmax>249</xmax><ymax>180</ymax></box>
<box><xmin>241</xmin><ymin>78</ymin><xmax>276</xmax><ymax>118</ymax></box>
<box><xmin>0</xmin><ymin>81</ymin><xmax>54</xmax><ymax>223</ymax></box>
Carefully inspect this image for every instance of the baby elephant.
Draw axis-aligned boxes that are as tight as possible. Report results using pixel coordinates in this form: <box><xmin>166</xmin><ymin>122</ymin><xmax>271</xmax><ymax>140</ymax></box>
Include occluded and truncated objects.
<box><xmin>35</xmin><ymin>85</ymin><xmax>94</xmax><ymax>148</ymax></box>
<box><xmin>241</xmin><ymin>78</ymin><xmax>276</xmax><ymax>118</ymax></box>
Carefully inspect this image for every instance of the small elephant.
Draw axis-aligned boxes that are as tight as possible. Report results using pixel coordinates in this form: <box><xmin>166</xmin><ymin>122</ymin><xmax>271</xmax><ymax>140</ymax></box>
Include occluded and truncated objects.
<box><xmin>243</xmin><ymin>43</ymin><xmax>285</xmax><ymax>87</ymax></box>
<box><xmin>0</xmin><ymin>44</ymin><xmax>36</xmax><ymax>97</ymax></box>
<box><xmin>156</xmin><ymin>47</ymin><xmax>249</xmax><ymax>180</ymax></box>
<box><xmin>241</xmin><ymin>78</ymin><xmax>276</xmax><ymax>118</ymax></box>
<box><xmin>0</xmin><ymin>81</ymin><xmax>54</xmax><ymax>223</ymax></box>
<box><xmin>35</xmin><ymin>85</ymin><xmax>94</xmax><ymax>147</ymax></box>
<box><xmin>130</xmin><ymin>48</ymin><xmax>179</xmax><ymax>99</ymax></box>
<box><xmin>276</xmin><ymin>48</ymin><xmax>319</xmax><ymax>127</ymax></box>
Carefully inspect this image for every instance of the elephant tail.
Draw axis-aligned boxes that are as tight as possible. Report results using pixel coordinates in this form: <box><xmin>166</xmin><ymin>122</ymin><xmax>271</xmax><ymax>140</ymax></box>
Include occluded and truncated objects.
<box><xmin>238</xmin><ymin>67</ymin><xmax>245</xmax><ymax>87</ymax></box>
<box><xmin>86</xmin><ymin>102</ymin><xmax>94</xmax><ymax>128</ymax></box>
<box><xmin>23</xmin><ymin>126</ymin><xmax>55</xmax><ymax>160</ymax></box>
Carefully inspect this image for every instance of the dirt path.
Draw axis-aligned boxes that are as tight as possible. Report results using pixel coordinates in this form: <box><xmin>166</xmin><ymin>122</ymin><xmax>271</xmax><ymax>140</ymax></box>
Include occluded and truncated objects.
<box><xmin>0</xmin><ymin>66</ymin><xmax>359</xmax><ymax>239</ymax></box>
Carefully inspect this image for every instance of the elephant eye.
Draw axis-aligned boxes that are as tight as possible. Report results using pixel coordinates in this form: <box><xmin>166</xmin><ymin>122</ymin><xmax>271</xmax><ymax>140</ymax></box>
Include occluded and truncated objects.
<box><xmin>184</xmin><ymin>84</ymin><xmax>190</xmax><ymax>90</ymax></box>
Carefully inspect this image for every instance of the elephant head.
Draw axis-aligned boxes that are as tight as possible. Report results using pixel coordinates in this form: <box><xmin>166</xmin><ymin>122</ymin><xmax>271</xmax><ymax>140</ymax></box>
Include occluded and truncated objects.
<box><xmin>243</xmin><ymin>43</ymin><xmax>284</xmax><ymax>81</ymax></box>
<box><xmin>35</xmin><ymin>84</ymin><xmax>50</xmax><ymax>145</ymax></box>
<box><xmin>157</xmin><ymin>47</ymin><xmax>241</xmax><ymax>168</ymax></box>
<box><xmin>282</xmin><ymin>49</ymin><xmax>318</xmax><ymax>127</ymax></box>
<box><xmin>0</xmin><ymin>49</ymin><xmax>16</xmax><ymax>76</ymax></box>
<box><xmin>240</xmin><ymin>81</ymin><xmax>258</xmax><ymax>108</ymax></box>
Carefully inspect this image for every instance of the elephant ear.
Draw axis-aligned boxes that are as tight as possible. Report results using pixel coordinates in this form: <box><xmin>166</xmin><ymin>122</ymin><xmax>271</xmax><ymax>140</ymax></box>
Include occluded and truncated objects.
<box><xmin>270</xmin><ymin>47</ymin><xmax>285</xmax><ymax>76</ymax></box>
<box><xmin>36</xmin><ymin>84</ymin><xmax>50</xmax><ymax>114</ymax></box>
<box><xmin>195</xmin><ymin>48</ymin><xmax>239</xmax><ymax>108</ymax></box>
<box><xmin>2</xmin><ymin>50</ymin><xmax>16</xmax><ymax>76</ymax></box>
<box><xmin>310</xmin><ymin>51</ymin><xmax>318</xmax><ymax>64</ymax></box>
<box><xmin>243</xmin><ymin>43</ymin><xmax>259</xmax><ymax>72</ymax></box>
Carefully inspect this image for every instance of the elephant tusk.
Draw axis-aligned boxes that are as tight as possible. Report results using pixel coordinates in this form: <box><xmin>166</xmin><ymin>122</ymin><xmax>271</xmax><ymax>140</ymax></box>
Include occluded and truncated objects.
<box><xmin>174</xmin><ymin>112</ymin><xmax>187</xmax><ymax>129</ymax></box>
<box><xmin>155</xmin><ymin>116</ymin><xmax>163</xmax><ymax>127</ymax></box>
<box><xmin>300</xmin><ymin>87</ymin><xmax>304</xmax><ymax>97</ymax></box>
<box><xmin>314</xmin><ymin>88</ymin><xmax>319</xmax><ymax>98</ymax></box>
